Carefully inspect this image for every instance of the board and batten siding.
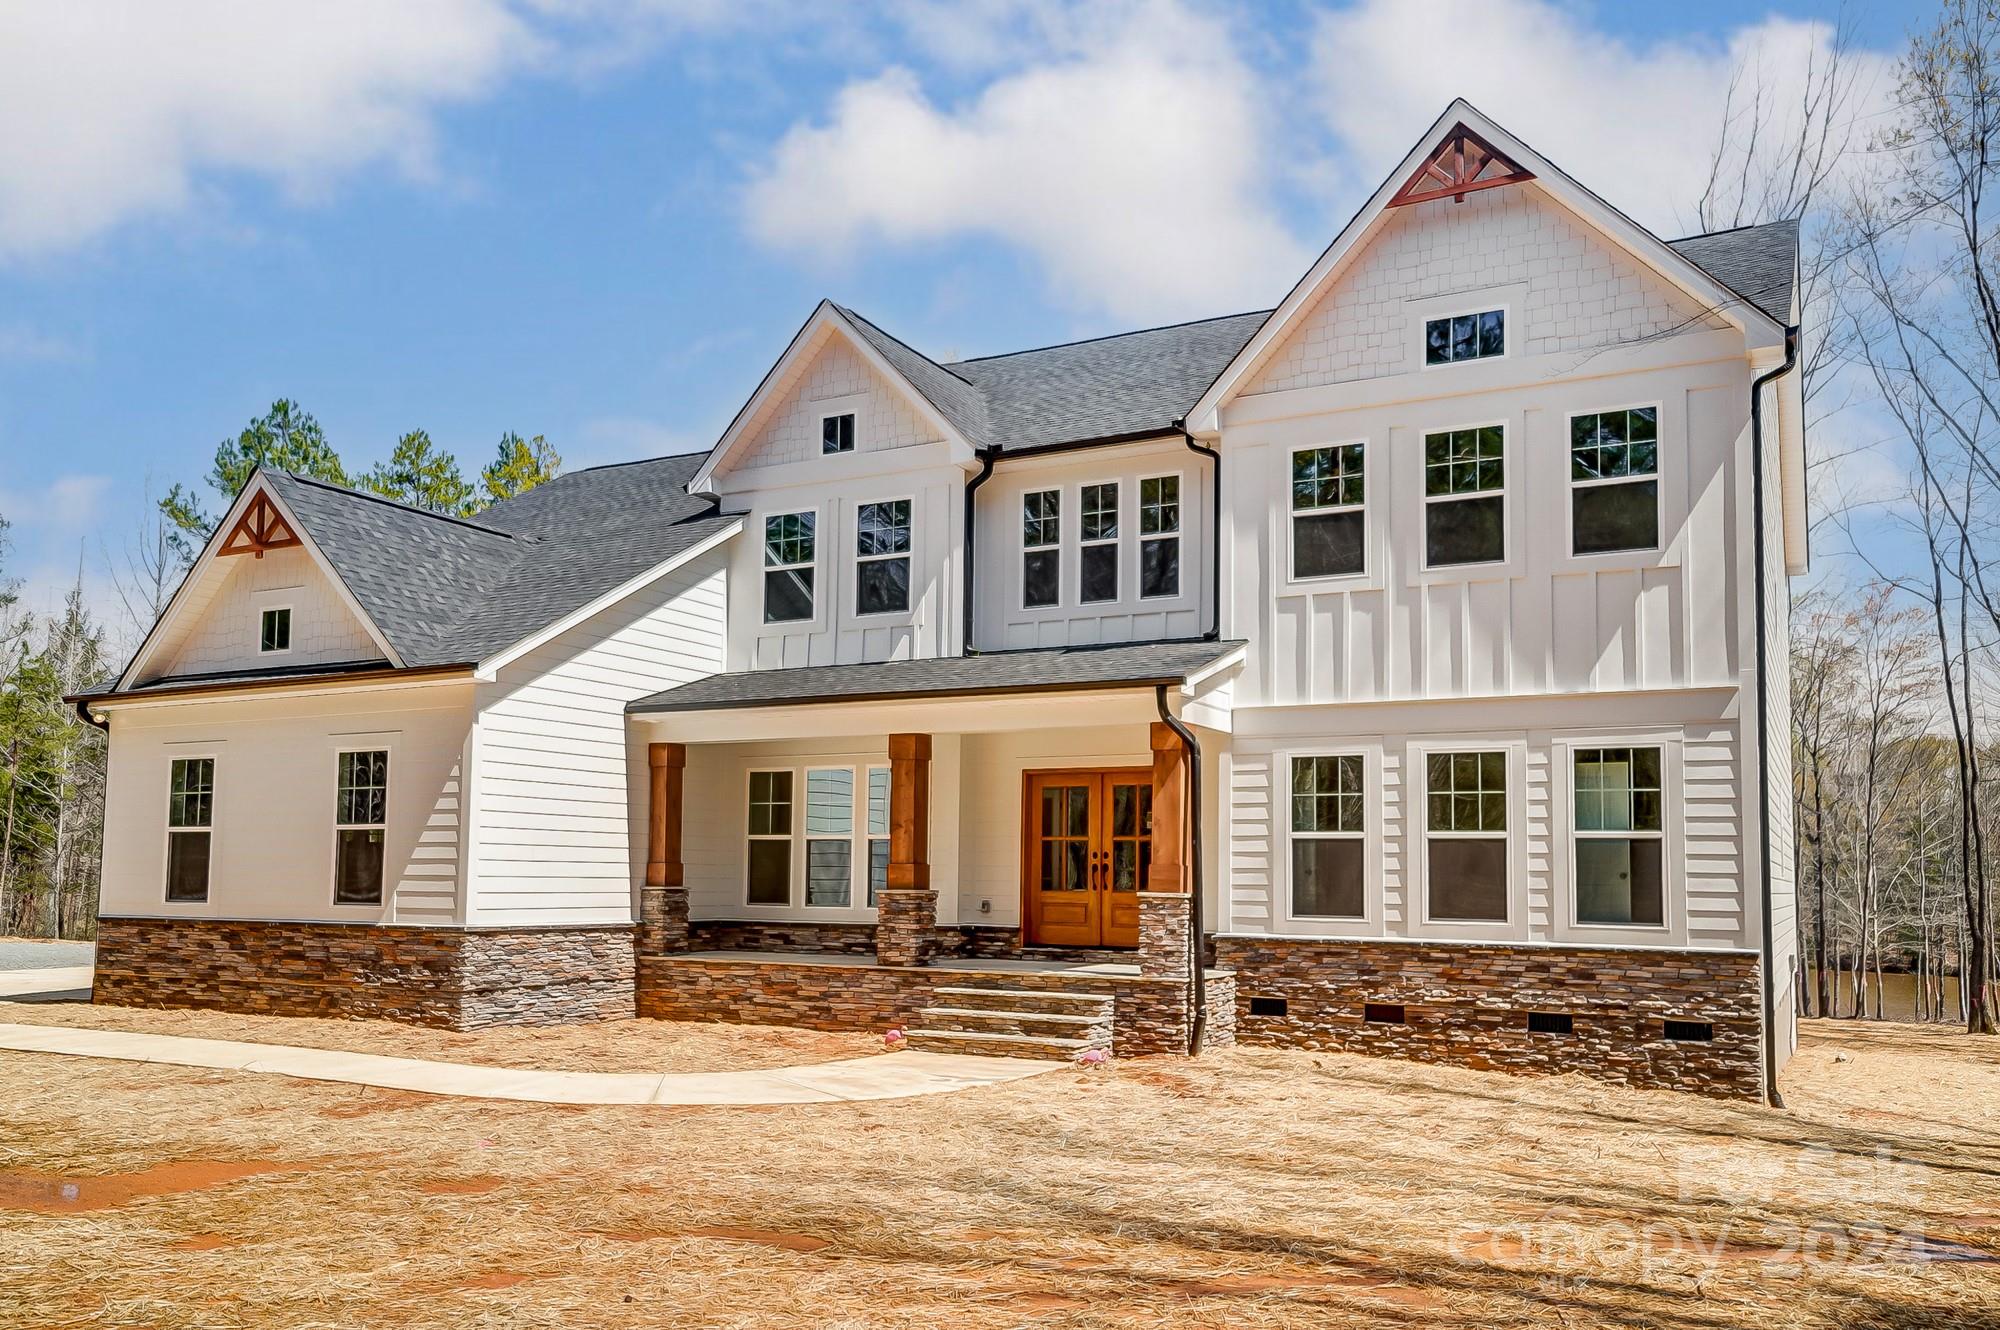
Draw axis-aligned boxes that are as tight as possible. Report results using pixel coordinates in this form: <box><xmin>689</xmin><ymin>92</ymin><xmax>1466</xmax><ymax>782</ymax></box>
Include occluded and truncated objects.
<box><xmin>468</xmin><ymin>547</ymin><xmax>728</xmax><ymax>927</ymax></box>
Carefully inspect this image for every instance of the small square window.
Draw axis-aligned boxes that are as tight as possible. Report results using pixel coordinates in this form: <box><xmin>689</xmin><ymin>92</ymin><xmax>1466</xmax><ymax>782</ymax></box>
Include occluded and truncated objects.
<box><xmin>822</xmin><ymin>412</ymin><xmax>855</xmax><ymax>454</ymax></box>
<box><xmin>1425</xmin><ymin>309</ymin><xmax>1505</xmax><ymax>365</ymax></box>
<box><xmin>259</xmin><ymin>607</ymin><xmax>291</xmax><ymax>653</ymax></box>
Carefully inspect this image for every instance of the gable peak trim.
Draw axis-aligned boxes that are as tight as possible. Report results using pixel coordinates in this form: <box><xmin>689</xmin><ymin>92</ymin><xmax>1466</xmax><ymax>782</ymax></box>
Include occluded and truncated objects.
<box><xmin>1387</xmin><ymin>122</ymin><xmax>1534</xmax><ymax>208</ymax></box>
<box><xmin>217</xmin><ymin>490</ymin><xmax>302</xmax><ymax>559</ymax></box>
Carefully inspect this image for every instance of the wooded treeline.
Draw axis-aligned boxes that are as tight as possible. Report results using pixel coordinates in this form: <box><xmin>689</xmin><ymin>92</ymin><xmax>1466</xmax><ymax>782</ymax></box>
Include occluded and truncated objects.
<box><xmin>0</xmin><ymin>403</ymin><xmax>560</xmax><ymax>939</ymax></box>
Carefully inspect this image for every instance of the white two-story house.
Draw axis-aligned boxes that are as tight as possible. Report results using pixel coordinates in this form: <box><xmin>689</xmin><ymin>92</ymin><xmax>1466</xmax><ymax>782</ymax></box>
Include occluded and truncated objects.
<box><xmin>76</xmin><ymin>103</ymin><xmax>1804</xmax><ymax>1100</ymax></box>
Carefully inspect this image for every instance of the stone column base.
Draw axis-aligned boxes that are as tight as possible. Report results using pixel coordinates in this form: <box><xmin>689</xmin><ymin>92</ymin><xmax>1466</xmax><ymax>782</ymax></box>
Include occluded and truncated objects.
<box><xmin>875</xmin><ymin>889</ymin><xmax>937</xmax><ymax>967</ymax></box>
<box><xmin>1138</xmin><ymin>892</ymin><xmax>1193</xmax><ymax>977</ymax></box>
<box><xmin>638</xmin><ymin>885</ymin><xmax>690</xmax><ymax>955</ymax></box>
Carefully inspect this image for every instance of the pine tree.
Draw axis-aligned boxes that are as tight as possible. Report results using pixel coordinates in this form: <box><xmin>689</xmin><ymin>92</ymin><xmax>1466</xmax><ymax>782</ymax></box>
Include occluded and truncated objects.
<box><xmin>362</xmin><ymin>430</ymin><xmax>476</xmax><ymax>516</ymax></box>
<box><xmin>482</xmin><ymin>432</ymin><xmax>562</xmax><ymax>504</ymax></box>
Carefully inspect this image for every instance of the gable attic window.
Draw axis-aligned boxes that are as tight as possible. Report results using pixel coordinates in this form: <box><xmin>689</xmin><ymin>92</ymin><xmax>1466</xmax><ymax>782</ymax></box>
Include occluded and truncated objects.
<box><xmin>1079</xmin><ymin>482</ymin><xmax>1120</xmax><ymax>603</ymax></box>
<box><xmin>1424</xmin><ymin>425</ymin><xmax>1505</xmax><ymax>567</ymax></box>
<box><xmin>1291</xmin><ymin>444</ymin><xmax>1365</xmax><ymax>578</ymax></box>
<box><xmin>165</xmin><ymin>757</ymin><xmax>214</xmax><ymax>903</ymax></box>
<box><xmin>763</xmin><ymin>512</ymin><xmax>816</xmax><ymax>623</ymax></box>
<box><xmin>1570</xmin><ymin>406</ymin><xmax>1660</xmax><ymax>554</ymax></box>
<box><xmin>822</xmin><ymin>412</ymin><xmax>856</xmax><ymax>455</ymax></box>
<box><xmin>1139</xmin><ymin>475</ymin><xmax>1181</xmax><ymax>598</ymax></box>
<box><xmin>1425</xmin><ymin>310</ymin><xmax>1504</xmax><ymax>365</ymax></box>
<box><xmin>855</xmin><ymin>499</ymin><xmax>912</xmax><ymax>615</ymax></box>
<box><xmin>333</xmin><ymin>749</ymin><xmax>388</xmax><ymax>906</ymax></box>
<box><xmin>259</xmin><ymin>606</ymin><xmax>292</xmax><ymax>654</ymax></box>
<box><xmin>1022</xmin><ymin>489</ymin><xmax>1061</xmax><ymax>609</ymax></box>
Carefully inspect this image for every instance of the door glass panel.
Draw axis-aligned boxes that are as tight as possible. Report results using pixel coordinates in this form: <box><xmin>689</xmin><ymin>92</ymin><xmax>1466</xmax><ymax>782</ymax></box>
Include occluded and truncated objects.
<box><xmin>1038</xmin><ymin>783</ymin><xmax>1091</xmax><ymax>892</ymax></box>
<box><xmin>1107</xmin><ymin>781</ymin><xmax>1151</xmax><ymax>893</ymax></box>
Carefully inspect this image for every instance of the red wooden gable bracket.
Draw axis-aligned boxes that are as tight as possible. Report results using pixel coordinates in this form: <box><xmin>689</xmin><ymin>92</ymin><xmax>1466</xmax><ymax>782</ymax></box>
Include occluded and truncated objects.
<box><xmin>217</xmin><ymin>491</ymin><xmax>302</xmax><ymax>559</ymax></box>
<box><xmin>1387</xmin><ymin>124</ymin><xmax>1535</xmax><ymax>208</ymax></box>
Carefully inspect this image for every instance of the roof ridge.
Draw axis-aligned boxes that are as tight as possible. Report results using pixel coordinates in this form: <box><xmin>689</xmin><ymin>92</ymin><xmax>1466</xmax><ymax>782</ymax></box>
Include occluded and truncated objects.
<box><xmin>834</xmin><ymin>303</ymin><xmax>976</xmax><ymax>387</ymax></box>
<box><xmin>275</xmin><ymin>470</ymin><xmax>519</xmax><ymax>539</ymax></box>
<box><xmin>945</xmin><ymin>308</ymin><xmax>1272</xmax><ymax>366</ymax></box>
<box><xmin>1663</xmin><ymin>217</ymin><xmax>1800</xmax><ymax>245</ymax></box>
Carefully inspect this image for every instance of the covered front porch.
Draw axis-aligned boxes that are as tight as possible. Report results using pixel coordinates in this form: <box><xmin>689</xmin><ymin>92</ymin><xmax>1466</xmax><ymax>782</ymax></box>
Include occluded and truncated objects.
<box><xmin>623</xmin><ymin>642</ymin><xmax>1242</xmax><ymax>1056</ymax></box>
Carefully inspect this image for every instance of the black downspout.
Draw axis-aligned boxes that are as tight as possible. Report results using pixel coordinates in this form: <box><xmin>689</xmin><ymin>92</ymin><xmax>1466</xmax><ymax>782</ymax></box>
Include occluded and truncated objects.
<box><xmin>961</xmin><ymin>448</ymin><xmax>998</xmax><ymax>656</ymax></box>
<box><xmin>1750</xmin><ymin>326</ymin><xmax>1800</xmax><ymax>1110</ymax></box>
<box><xmin>1177</xmin><ymin>424</ymin><xmax>1222</xmax><ymax>641</ymax></box>
<box><xmin>1156</xmin><ymin>684</ymin><xmax>1206</xmax><ymax>1054</ymax></box>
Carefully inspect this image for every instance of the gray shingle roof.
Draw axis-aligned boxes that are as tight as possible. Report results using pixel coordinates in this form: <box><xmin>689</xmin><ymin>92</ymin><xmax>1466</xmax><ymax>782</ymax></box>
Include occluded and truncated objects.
<box><xmin>1666</xmin><ymin>219</ymin><xmax>1799</xmax><ymax>324</ymax></box>
<box><xmin>627</xmin><ymin>639</ymin><xmax>1245</xmax><ymax>713</ymax></box>
<box><xmin>258</xmin><ymin>454</ymin><xmax>733</xmax><ymax>670</ymax></box>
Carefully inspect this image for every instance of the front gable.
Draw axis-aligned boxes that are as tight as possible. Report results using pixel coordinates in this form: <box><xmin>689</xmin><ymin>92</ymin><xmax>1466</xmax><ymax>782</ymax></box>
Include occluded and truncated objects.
<box><xmin>119</xmin><ymin>476</ymin><xmax>402</xmax><ymax>689</ymax></box>
<box><xmin>732</xmin><ymin>324</ymin><xmax>943</xmax><ymax>473</ymax></box>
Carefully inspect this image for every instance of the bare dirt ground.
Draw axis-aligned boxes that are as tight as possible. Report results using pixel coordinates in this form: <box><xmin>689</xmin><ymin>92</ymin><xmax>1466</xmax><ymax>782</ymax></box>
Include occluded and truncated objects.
<box><xmin>1</xmin><ymin>1018</ymin><xmax>1996</xmax><ymax>1329</ymax></box>
<box><xmin>0</xmin><ymin>1001</ymin><xmax>880</xmax><ymax>1073</ymax></box>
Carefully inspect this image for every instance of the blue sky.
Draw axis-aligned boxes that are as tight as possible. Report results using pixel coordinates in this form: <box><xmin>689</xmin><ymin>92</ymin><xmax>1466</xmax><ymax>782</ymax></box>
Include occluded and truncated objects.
<box><xmin>0</xmin><ymin>0</ymin><xmax>1927</xmax><ymax>634</ymax></box>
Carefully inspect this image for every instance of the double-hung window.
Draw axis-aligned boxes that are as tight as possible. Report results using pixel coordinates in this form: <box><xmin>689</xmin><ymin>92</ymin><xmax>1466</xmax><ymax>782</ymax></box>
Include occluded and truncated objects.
<box><xmin>1426</xmin><ymin>751</ymin><xmax>1507</xmax><ymax>922</ymax></box>
<box><xmin>855</xmin><ymin>500</ymin><xmax>911</xmax><ymax>615</ymax></box>
<box><xmin>822</xmin><ymin>411</ymin><xmax>855</xmax><ymax>454</ymax></box>
<box><xmin>1138</xmin><ymin>475</ymin><xmax>1180</xmax><ymax>599</ymax></box>
<box><xmin>1424</xmin><ymin>425</ymin><xmax>1505</xmax><ymax>567</ymax></box>
<box><xmin>165</xmin><ymin>757</ymin><xmax>214</xmax><ymax>903</ymax></box>
<box><xmin>804</xmin><ymin>768</ymin><xmax>854</xmax><ymax>907</ymax></box>
<box><xmin>1022</xmin><ymin>489</ymin><xmax>1061</xmax><ymax>609</ymax></box>
<box><xmin>334</xmin><ymin>749</ymin><xmax>388</xmax><ymax>905</ymax></box>
<box><xmin>259</xmin><ymin>607</ymin><xmax>291</xmax><ymax>654</ymax></box>
<box><xmin>747</xmin><ymin>771</ymin><xmax>794</xmax><ymax>905</ymax></box>
<box><xmin>866</xmin><ymin>767</ymin><xmax>891</xmax><ymax>905</ymax></box>
<box><xmin>1290</xmin><ymin>755</ymin><xmax>1364</xmax><ymax>918</ymax></box>
<box><xmin>1570</xmin><ymin>406</ymin><xmax>1659</xmax><ymax>554</ymax></box>
<box><xmin>1425</xmin><ymin>309</ymin><xmax>1504</xmax><ymax>365</ymax></box>
<box><xmin>1574</xmin><ymin>747</ymin><xmax>1665</xmax><ymax>926</ymax></box>
<box><xmin>763</xmin><ymin>512</ymin><xmax>815</xmax><ymax>623</ymax></box>
<box><xmin>1079</xmin><ymin>482</ymin><xmax>1119</xmax><ymax>603</ymax></box>
<box><xmin>1291</xmin><ymin>444</ymin><xmax>1365</xmax><ymax>578</ymax></box>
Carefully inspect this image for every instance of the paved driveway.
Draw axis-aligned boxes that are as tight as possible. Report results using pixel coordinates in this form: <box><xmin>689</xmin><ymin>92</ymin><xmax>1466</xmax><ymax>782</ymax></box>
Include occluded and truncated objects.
<box><xmin>0</xmin><ymin>939</ymin><xmax>94</xmax><ymax>972</ymax></box>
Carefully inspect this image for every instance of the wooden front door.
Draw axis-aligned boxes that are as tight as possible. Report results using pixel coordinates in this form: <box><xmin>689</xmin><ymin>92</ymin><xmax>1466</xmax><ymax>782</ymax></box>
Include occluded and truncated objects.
<box><xmin>1024</xmin><ymin>769</ymin><xmax>1152</xmax><ymax>948</ymax></box>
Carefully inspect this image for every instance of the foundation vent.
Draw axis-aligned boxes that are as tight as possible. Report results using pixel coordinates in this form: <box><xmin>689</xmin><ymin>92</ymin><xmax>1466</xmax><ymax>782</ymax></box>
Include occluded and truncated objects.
<box><xmin>1248</xmin><ymin>996</ymin><xmax>1288</xmax><ymax>1018</ymax></box>
<box><xmin>1663</xmin><ymin>1019</ymin><xmax>1715</xmax><ymax>1042</ymax></box>
<box><xmin>1526</xmin><ymin>1011</ymin><xmax>1574</xmax><ymax>1036</ymax></box>
<box><xmin>1362</xmin><ymin>1002</ymin><xmax>1407</xmax><ymax>1025</ymax></box>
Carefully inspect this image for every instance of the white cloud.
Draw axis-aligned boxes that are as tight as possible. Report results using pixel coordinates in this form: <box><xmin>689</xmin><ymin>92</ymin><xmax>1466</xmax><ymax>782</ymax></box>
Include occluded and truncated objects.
<box><xmin>743</xmin><ymin>0</ymin><xmax>1309</xmax><ymax>323</ymax></box>
<box><xmin>0</xmin><ymin>474</ymin><xmax>112</xmax><ymax>532</ymax></box>
<box><xmin>1306</xmin><ymin>0</ymin><xmax>1896</xmax><ymax>235</ymax></box>
<box><xmin>0</xmin><ymin>1</ymin><xmax>541</xmax><ymax>259</ymax></box>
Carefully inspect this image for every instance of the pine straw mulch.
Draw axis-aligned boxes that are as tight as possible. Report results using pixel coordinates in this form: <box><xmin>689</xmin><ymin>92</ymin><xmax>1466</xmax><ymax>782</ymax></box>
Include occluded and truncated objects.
<box><xmin>0</xmin><ymin>1001</ymin><xmax>880</xmax><ymax>1073</ymax></box>
<box><xmin>1</xmin><ymin>1020</ymin><xmax>1997</xmax><ymax>1329</ymax></box>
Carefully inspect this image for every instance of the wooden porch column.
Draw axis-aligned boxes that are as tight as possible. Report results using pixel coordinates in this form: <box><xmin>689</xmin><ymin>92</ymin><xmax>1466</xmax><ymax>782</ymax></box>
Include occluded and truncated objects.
<box><xmin>640</xmin><ymin>742</ymin><xmax>688</xmax><ymax>954</ymax></box>
<box><xmin>1140</xmin><ymin>721</ymin><xmax>1192</xmax><ymax>979</ymax></box>
<box><xmin>876</xmin><ymin>733</ymin><xmax>934</xmax><ymax>966</ymax></box>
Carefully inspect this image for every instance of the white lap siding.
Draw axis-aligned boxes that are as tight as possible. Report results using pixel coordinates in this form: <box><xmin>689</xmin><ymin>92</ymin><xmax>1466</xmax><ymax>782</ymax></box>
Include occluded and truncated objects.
<box><xmin>468</xmin><ymin>550</ymin><xmax>727</xmax><ymax>926</ymax></box>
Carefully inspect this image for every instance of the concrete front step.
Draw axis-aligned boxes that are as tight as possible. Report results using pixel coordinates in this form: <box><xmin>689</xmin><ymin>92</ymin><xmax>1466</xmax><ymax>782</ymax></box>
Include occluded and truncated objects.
<box><xmin>928</xmin><ymin>986</ymin><xmax>1115</xmax><ymax>1016</ymax></box>
<box><xmin>902</xmin><ymin>1028</ymin><xmax>1103</xmax><ymax>1061</ymax></box>
<box><xmin>917</xmin><ymin>1005</ymin><xmax>1111</xmax><ymax>1042</ymax></box>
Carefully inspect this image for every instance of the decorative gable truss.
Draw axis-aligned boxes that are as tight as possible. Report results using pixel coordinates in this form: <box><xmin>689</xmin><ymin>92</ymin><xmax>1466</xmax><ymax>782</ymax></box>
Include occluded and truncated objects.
<box><xmin>1387</xmin><ymin>124</ymin><xmax>1534</xmax><ymax>208</ymax></box>
<box><xmin>217</xmin><ymin>491</ymin><xmax>302</xmax><ymax>559</ymax></box>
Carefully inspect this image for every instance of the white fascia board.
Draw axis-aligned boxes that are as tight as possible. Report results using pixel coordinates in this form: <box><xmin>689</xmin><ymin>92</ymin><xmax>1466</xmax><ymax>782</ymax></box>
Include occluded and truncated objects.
<box><xmin>1180</xmin><ymin>643</ymin><xmax>1247</xmax><ymax>692</ymax></box>
<box><xmin>115</xmin><ymin>472</ymin><xmax>406</xmax><ymax>690</ymax></box>
<box><xmin>688</xmin><ymin>302</ymin><xmax>976</xmax><ymax>495</ymax></box>
<box><xmin>472</xmin><ymin>518</ymin><xmax>742</xmax><ymax>682</ymax></box>
<box><xmin>1186</xmin><ymin>98</ymin><xmax>1785</xmax><ymax>433</ymax></box>
<box><xmin>88</xmin><ymin>670</ymin><xmax>473</xmax><ymax>716</ymax></box>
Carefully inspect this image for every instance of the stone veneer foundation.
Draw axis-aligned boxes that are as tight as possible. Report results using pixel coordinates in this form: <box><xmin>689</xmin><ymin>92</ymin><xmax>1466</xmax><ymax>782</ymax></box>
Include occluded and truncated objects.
<box><xmin>638</xmin><ymin>954</ymin><xmax>1236</xmax><ymax>1058</ymax></box>
<box><xmin>1213</xmin><ymin>935</ymin><xmax>1764</xmax><ymax>1099</ymax></box>
<box><xmin>92</xmin><ymin>916</ymin><xmax>637</xmax><ymax>1029</ymax></box>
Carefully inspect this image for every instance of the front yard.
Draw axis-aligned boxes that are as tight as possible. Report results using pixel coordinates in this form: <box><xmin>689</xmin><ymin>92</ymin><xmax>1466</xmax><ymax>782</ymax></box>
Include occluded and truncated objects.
<box><xmin>1</xmin><ymin>1015</ymin><xmax>1996</xmax><ymax>1328</ymax></box>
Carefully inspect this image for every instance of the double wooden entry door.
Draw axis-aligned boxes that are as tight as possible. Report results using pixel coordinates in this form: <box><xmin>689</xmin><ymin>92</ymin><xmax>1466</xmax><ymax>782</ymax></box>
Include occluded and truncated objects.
<box><xmin>1024</xmin><ymin>769</ymin><xmax>1153</xmax><ymax>948</ymax></box>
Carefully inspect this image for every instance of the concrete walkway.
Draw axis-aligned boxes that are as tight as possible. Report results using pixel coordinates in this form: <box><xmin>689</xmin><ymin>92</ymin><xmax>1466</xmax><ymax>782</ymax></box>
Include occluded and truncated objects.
<box><xmin>0</xmin><ymin>1021</ymin><xmax>1059</xmax><ymax>1106</ymax></box>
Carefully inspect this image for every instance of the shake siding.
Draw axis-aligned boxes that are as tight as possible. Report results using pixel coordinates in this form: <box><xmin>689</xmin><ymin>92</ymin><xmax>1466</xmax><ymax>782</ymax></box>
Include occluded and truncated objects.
<box><xmin>733</xmin><ymin>330</ymin><xmax>939</xmax><ymax>472</ymax></box>
<box><xmin>468</xmin><ymin>551</ymin><xmax>727</xmax><ymax>926</ymax></box>
<box><xmin>154</xmin><ymin>545</ymin><xmax>379</xmax><ymax>679</ymax></box>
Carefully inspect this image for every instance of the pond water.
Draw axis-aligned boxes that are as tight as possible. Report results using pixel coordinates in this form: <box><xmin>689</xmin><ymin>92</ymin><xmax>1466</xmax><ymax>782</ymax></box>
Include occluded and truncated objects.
<box><xmin>1804</xmin><ymin>968</ymin><xmax>1965</xmax><ymax>1022</ymax></box>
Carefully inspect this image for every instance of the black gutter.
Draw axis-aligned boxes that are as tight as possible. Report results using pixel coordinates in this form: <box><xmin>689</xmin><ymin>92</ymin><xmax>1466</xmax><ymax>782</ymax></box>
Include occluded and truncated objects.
<box><xmin>1176</xmin><ymin>422</ymin><xmax>1222</xmax><ymax>641</ymax></box>
<box><xmin>74</xmin><ymin>698</ymin><xmax>109</xmax><ymax>733</ymax></box>
<box><xmin>961</xmin><ymin>448</ymin><xmax>998</xmax><ymax>655</ymax></box>
<box><xmin>1750</xmin><ymin>325</ymin><xmax>1800</xmax><ymax>1110</ymax></box>
<box><xmin>1155</xmin><ymin>684</ymin><xmax>1207</xmax><ymax>1055</ymax></box>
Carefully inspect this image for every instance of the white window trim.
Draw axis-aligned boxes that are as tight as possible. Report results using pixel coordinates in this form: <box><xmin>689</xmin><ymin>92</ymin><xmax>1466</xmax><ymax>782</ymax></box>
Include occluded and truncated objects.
<box><xmin>1077</xmin><ymin>478</ymin><xmax>1122</xmax><ymax>605</ymax></box>
<box><xmin>744</xmin><ymin>767</ymin><xmax>798</xmax><ymax>909</ymax></box>
<box><xmin>162</xmin><ymin>752</ymin><xmax>220</xmax><ymax>906</ymax></box>
<box><xmin>818</xmin><ymin>406</ymin><xmax>859</xmax><ymax>456</ymax></box>
<box><xmin>759</xmin><ymin>507</ymin><xmax>821</xmax><ymax>629</ymax></box>
<box><xmin>328</xmin><ymin>741</ymin><xmax>394</xmax><ymax>911</ymax></box>
<box><xmin>864</xmin><ymin>764</ymin><xmax>891</xmax><ymax>908</ymax></box>
<box><xmin>1418</xmin><ymin>301</ymin><xmax>1512</xmax><ymax>371</ymax></box>
<box><xmin>1413</xmin><ymin>741</ymin><xmax>1519</xmax><ymax>932</ymax></box>
<box><xmin>1019</xmin><ymin>485</ymin><xmax>1063</xmax><ymax>612</ymax></box>
<box><xmin>1555</xmin><ymin>733</ymin><xmax>1684</xmax><ymax>942</ymax></box>
<box><xmin>1136</xmin><ymin>470</ymin><xmax>1185</xmax><ymax>601</ymax></box>
<box><xmin>1278</xmin><ymin>747</ymin><xmax>1375</xmax><ymax>931</ymax></box>
<box><xmin>851</xmin><ymin>495</ymin><xmax>915</xmax><ymax>621</ymax></box>
<box><xmin>1419</xmin><ymin>418</ymin><xmax>1509</xmax><ymax>573</ymax></box>
<box><xmin>257</xmin><ymin>604</ymin><xmax>294</xmax><ymax>656</ymax></box>
<box><xmin>1286</xmin><ymin>442</ymin><xmax>1368</xmax><ymax>583</ymax></box>
<box><xmin>1563</xmin><ymin>401</ymin><xmax>1666</xmax><ymax>561</ymax></box>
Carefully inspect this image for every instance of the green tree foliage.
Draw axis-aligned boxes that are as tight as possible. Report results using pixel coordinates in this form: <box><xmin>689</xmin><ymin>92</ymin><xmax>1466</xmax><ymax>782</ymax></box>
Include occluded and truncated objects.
<box><xmin>361</xmin><ymin>430</ymin><xmax>476</xmax><ymax>516</ymax></box>
<box><xmin>210</xmin><ymin>399</ymin><xmax>347</xmax><ymax>496</ymax></box>
<box><xmin>482</xmin><ymin>432</ymin><xmax>562</xmax><ymax>504</ymax></box>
